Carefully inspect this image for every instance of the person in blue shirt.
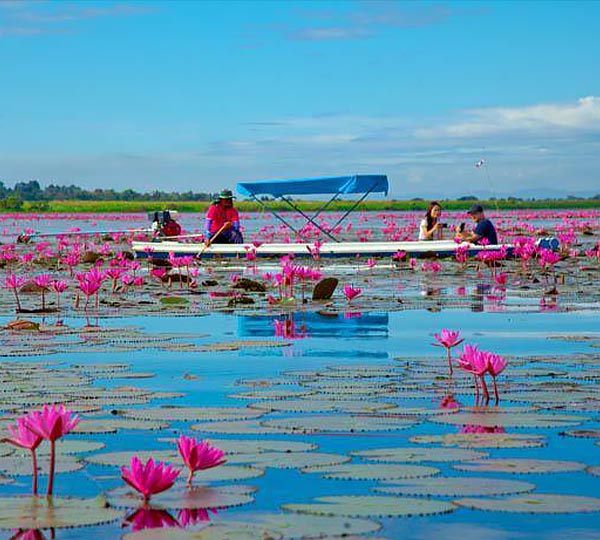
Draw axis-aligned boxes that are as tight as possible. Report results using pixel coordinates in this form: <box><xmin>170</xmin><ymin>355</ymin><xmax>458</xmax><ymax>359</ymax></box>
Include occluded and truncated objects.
<box><xmin>455</xmin><ymin>204</ymin><xmax>498</xmax><ymax>245</ymax></box>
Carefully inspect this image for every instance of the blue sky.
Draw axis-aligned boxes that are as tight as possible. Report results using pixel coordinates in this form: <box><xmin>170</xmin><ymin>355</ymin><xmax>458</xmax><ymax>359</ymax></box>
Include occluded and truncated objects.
<box><xmin>1</xmin><ymin>0</ymin><xmax>599</xmax><ymax>197</ymax></box>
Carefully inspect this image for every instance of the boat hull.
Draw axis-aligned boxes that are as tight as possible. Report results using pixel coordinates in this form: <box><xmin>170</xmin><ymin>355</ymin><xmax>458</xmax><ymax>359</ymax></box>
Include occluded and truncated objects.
<box><xmin>132</xmin><ymin>240</ymin><xmax>518</xmax><ymax>260</ymax></box>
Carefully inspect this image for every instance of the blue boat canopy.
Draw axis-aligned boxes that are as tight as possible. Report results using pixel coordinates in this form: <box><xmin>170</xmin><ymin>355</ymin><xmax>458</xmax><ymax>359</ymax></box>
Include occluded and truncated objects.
<box><xmin>235</xmin><ymin>174</ymin><xmax>389</xmax><ymax>242</ymax></box>
<box><xmin>237</xmin><ymin>174</ymin><xmax>388</xmax><ymax>198</ymax></box>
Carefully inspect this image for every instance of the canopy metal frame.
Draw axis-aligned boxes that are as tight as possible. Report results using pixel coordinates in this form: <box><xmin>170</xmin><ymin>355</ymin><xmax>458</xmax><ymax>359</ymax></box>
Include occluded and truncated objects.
<box><xmin>247</xmin><ymin>181</ymin><xmax>380</xmax><ymax>243</ymax></box>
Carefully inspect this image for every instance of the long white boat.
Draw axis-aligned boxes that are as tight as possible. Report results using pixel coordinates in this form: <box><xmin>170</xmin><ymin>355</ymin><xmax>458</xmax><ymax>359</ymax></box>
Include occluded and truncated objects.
<box><xmin>132</xmin><ymin>176</ymin><xmax>559</xmax><ymax>260</ymax></box>
<box><xmin>132</xmin><ymin>239</ymin><xmax>525</xmax><ymax>260</ymax></box>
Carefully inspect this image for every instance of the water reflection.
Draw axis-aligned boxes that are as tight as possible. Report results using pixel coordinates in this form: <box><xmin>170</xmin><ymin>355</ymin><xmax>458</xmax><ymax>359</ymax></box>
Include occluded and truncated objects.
<box><xmin>10</xmin><ymin>531</ymin><xmax>53</xmax><ymax>540</ymax></box>
<box><xmin>122</xmin><ymin>507</ymin><xmax>219</xmax><ymax>532</ymax></box>
<box><xmin>460</xmin><ymin>425</ymin><xmax>506</xmax><ymax>434</ymax></box>
<box><xmin>239</xmin><ymin>312</ymin><xmax>389</xmax><ymax>339</ymax></box>
<box><xmin>123</xmin><ymin>508</ymin><xmax>179</xmax><ymax>532</ymax></box>
<box><xmin>178</xmin><ymin>508</ymin><xmax>218</xmax><ymax>526</ymax></box>
<box><xmin>274</xmin><ymin>315</ymin><xmax>307</xmax><ymax>340</ymax></box>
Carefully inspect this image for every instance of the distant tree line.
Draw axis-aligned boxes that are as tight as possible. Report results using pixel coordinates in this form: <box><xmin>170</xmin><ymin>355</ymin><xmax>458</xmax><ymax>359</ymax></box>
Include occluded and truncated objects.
<box><xmin>0</xmin><ymin>180</ymin><xmax>215</xmax><ymax>206</ymax></box>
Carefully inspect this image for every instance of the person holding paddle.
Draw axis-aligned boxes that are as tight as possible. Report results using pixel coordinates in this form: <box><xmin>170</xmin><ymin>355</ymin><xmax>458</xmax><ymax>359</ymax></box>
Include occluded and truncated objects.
<box><xmin>204</xmin><ymin>189</ymin><xmax>244</xmax><ymax>244</ymax></box>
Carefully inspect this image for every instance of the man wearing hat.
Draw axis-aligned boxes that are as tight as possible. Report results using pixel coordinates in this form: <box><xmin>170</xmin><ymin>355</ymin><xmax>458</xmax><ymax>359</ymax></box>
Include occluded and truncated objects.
<box><xmin>455</xmin><ymin>204</ymin><xmax>498</xmax><ymax>245</ymax></box>
<box><xmin>204</xmin><ymin>189</ymin><xmax>244</xmax><ymax>244</ymax></box>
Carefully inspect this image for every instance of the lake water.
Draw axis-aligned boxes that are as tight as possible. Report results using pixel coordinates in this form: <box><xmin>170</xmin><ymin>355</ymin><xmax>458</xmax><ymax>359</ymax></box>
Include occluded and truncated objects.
<box><xmin>1</xmin><ymin>211</ymin><xmax>600</xmax><ymax>539</ymax></box>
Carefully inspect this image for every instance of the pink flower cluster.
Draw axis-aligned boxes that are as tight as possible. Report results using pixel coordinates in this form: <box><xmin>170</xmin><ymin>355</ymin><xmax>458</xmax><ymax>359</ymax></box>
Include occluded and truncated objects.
<box><xmin>2</xmin><ymin>404</ymin><xmax>79</xmax><ymax>496</ymax></box>
<box><xmin>120</xmin><ymin>435</ymin><xmax>226</xmax><ymax>502</ymax></box>
<box><xmin>457</xmin><ymin>344</ymin><xmax>508</xmax><ymax>405</ymax></box>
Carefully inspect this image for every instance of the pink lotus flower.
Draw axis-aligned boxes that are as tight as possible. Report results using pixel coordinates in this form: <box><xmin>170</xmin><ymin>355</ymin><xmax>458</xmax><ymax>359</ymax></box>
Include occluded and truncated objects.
<box><xmin>343</xmin><ymin>284</ymin><xmax>362</xmax><ymax>302</ymax></box>
<box><xmin>3</xmin><ymin>418</ymin><xmax>43</xmax><ymax>494</ymax></box>
<box><xmin>457</xmin><ymin>345</ymin><xmax>490</xmax><ymax>404</ymax></box>
<box><xmin>432</xmin><ymin>329</ymin><xmax>464</xmax><ymax>376</ymax></box>
<box><xmin>24</xmin><ymin>404</ymin><xmax>80</xmax><ymax>495</ymax></box>
<box><xmin>121</xmin><ymin>456</ymin><xmax>180</xmax><ymax>502</ymax></box>
<box><xmin>485</xmin><ymin>352</ymin><xmax>508</xmax><ymax>403</ymax></box>
<box><xmin>433</xmin><ymin>329</ymin><xmax>464</xmax><ymax>349</ymax></box>
<box><xmin>4</xmin><ymin>274</ymin><xmax>25</xmax><ymax>311</ymax></box>
<box><xmin>51</xmin><ymin>280</ymin><xmax>68</xmax><ymax>293</ymax></box>
<box><xmin>177</xmin><ymin>435</ymin><xmax>226</xmax><ymax>485</ymax></box>
<box><xmin>32</xmin><ymin>274</ymin><xmax>52</xmax><ymax>289</ymax></box>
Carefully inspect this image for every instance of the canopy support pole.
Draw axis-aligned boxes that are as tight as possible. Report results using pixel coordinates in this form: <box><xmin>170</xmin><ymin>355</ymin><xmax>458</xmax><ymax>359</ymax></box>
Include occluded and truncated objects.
<box><xmin>249</xmin><ymin>195</ymin><xmax>303</xmax><ymax>237</ymax></box>
<box><xmin>329</xmin><ymin>183</ymin><xmax>378</xmax><ymax>231</ymax></box>
<box><xmin>278</xmin><ymin>196</ymin><xmax>339</xmax><ymax>242</ymax></box>
<box><xmin>311</xmin><ymin>191</ymin><xmax>341</xmax><ymax>221</ymax></box>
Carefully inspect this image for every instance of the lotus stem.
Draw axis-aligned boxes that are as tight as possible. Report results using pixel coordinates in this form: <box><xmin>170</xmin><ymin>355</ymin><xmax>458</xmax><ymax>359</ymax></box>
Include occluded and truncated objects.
<box><xmin>480</xmin><ymin>376</ymin><xmax>490</xmax><ymax>405</ymax></box>
<box><xmin>492</xmin><ymin>375</ymin><xmax>500</xmax><ymax>404</ymax></box>
<box><xmin>187</xmin><ymin>470</ymin><xmax>194</xmax><ymax>486</ymax></box>
<box><xmin>31</xmin><ymin>449</ymin><xmax>38</xmax><ymax>495</ymax></box>
<box><xmin>446</xmin><ymin>347</ymin><xmax>453</xmax><ymax>376</ymax></box>
<box><xmin>47</xmin><ymin>440</ymin><xmax>55</xmax><ymax>496</ymax></box>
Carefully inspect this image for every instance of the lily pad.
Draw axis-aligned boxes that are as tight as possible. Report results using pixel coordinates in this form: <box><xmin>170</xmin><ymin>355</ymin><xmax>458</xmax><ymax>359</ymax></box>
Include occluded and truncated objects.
<box><xmin>121</xmin><ymin>513</ymin><xmax>381</xmax><ymax>539</ymax></box>
<box><xmin>120</xmin><ymin>407</ymin><xmax>263</xmax><ymax>422</ymax></box>
<box><xmin>453</xmin><ymin>458</ymin><xmax>587</xmax><ymax>474</ymax></box>
<box><xmin>73</xmin><ymin>418</ymin><xmax>170</xmax><ymax>434</ymax></box>
<box><xmin>353</xmin><ymin>447</ymin><xmax>487</xmax><ymax>463</ymax></box>
<box><xmin>86</xmin><ymin>450</ymin><xmax>177</xmax><ymax>467</ymax></box>
<box><xmin>454</xmin><ymin>494</ymin><xmax>600</xmax><ymax>513</ymax></box>
<box><xmin>432</xmin><ymin>411</ymin><xmax>587</xmax><ymax>428</ymax></box>
<box><xmin>0</xmin><ymin>496</ymin><xmax>122</xmax><ymax>529</ymax></box>
<box><xmin>191</xmin><ymin>420</ymin><xmax>281</xmax><ymax>435</ymax></box>
<box><xmin>249</xmin><ymin>399</ymin><xmax>395</xmax><ymax>414</ymax></box>
<box><xmin>0</xmin><ymin>454</ymin><xmax>85</xmax><ymax>476</ymax></box>
<box><xmin>283</xmin><ymin>495</ymin><xmax>455</xmax><ymax>518</ymax></box>
<box><xmin>409</xmin><ymin>433</ymin><xmax>546</xmax><ymax>449</ymax></box>
<box><xmin>302</xmin><ymin>462</ymin><xmax>439</xmax><ymax>480</ymax></box>
<box><xmin>203</xmin><ymin>438</ymin><xmax>317</xmax><ymax>454</ymax></box>
<box><xmin>260</xmin><ymin>415</ymin><xmax>416</xmax><ymax>433</ymax></box>
<box><xmin>375</xmin><ymin>476</ymin><xmax>536</xmax><ymax>496</ymax></box>
<box><xmin>107</xmin><ymin>484</ymin><xmax>255</xmax><ymax>510</ymax></box>
<box><xmin>227</xmin><ymin>451</ymin><xmax>350</xmax><ymax>469</ymax></box>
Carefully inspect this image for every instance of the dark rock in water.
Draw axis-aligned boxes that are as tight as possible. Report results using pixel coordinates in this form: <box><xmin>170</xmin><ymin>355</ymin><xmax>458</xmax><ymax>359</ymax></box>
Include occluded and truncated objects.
<box><xmin>4</xmin><ymin>319</ymin><xmax>40</xmax><ymax>331</ymax></box>
<box><xmin>202</xmin><ymin>280</ymin><xmax>218</xmax><ymax>287</ymax></box>
<box><xmin>151</xmin><ymin>258</ymin><xmax>172</xmax><ymax>268</ymax></box>
<box><xmin>316</xmin><ymin>310</ymin><xmax>338</xmax><ymax>318</ymax></box>
<box><xmin>312</xmin><ymin>277</ymin><xmax>338</xmax><ymax>300</ymax></box>
<box><xmin>82</xmin><ymin>251</ymin><xmax>102</xmax><ymax>264</ymax></box>
<box><xmin>232</xmin><ymin>278</ymin><xmax>266</xmax><ymax>293</ymax></box>
<box><xmin>17</xmin><ymin>307</ymin><xmax>59</xmax><ymax>314</ymax></box>
<box><xmin>162</xmin><ymin>273</ymin><xmax>190</xmax><ymax>284</ymax></box>
<box><xmin>227</xmin><ymin>296</ymin><xmax>255</xmax><ymax>307</ymax></box>
<box><xmin>545</xmin><ymin>287</ymin><xmax>559</xmax><ymax>296</ymax></box>
<box><xmin>121</xmin><ymin>251</ymin><xmax>135</xmax><ymax>261</ymax></box>
<box><xmin>531</xmin><ymin>277</ymin><xmax>540</xmax><ymax>284</ymax></box>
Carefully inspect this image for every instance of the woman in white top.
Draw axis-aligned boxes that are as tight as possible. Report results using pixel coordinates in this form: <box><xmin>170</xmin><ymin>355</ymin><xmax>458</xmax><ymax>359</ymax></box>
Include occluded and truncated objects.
<box><xmin>418</xmin><ymin>201</ymin><xmax>444</xmax><ymax>241</ymax></box>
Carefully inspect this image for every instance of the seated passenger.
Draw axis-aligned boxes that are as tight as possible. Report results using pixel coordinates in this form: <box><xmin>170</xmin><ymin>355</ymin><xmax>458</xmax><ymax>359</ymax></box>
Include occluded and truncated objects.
<box><xmin>455</xmin><ymin>204</ymin><xmax>498</xmax><ymax>245</ymax></box>
<box><xmin>418</xmin><ymin>201</ymin><xmax>445</xmax><ymax>241</ymax></box>
<box><xmin>204</xmin><ymin>189</ymin><xmax>244</xmax><ymax>245</ymax></box>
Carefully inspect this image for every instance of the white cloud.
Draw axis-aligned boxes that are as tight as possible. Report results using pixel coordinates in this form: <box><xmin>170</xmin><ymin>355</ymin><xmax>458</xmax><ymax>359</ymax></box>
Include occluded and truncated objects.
<box><xmin>415</xmin><ymin>96</ymin><xmax>600</xmax><ymax>138</ymax></box>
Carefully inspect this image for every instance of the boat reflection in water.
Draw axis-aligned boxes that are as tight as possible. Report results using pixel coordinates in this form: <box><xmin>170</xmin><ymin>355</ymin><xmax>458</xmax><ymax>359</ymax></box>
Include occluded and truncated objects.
<box><xmin>238</xmin><ymin>312</ymin><xmax>389</xmax><ymax>340</ymax></box>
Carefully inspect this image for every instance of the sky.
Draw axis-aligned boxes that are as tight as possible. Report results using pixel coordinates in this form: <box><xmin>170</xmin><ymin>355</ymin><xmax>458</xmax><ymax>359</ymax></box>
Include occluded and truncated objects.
<box><xmin>0</xmin><ymin>0</ymin><xmax>599</xmax><ymax>198</ymax></box>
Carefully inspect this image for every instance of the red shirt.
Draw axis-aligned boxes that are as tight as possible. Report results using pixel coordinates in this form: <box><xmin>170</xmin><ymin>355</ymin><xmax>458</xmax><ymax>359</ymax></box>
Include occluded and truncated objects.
<box><xmin>206</xmin><ymin>204</ymin><xmax>239</xmax><ymax>234</ymax></box>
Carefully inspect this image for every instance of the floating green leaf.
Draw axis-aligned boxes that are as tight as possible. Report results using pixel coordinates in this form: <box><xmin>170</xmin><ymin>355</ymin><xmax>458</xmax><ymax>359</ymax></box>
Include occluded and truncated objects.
<box><xmin>283</xmin><ymin>495</ymin><xmax>455</xmax><ymax>518</ymax></box>
<box><xmin>455</xmin><ymin>494</ymin><xmax>600</xmax><ymax>513</ymax></box>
